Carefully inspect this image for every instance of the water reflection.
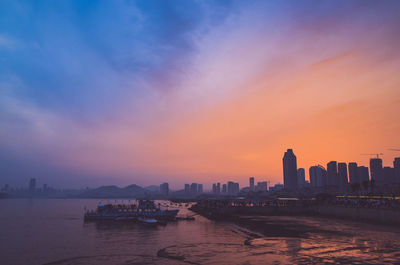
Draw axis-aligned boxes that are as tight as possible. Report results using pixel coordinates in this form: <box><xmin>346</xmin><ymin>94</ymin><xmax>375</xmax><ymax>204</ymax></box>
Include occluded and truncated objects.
<box><xmin>1</xmin><ymin>199</ymin><xmax>400</xmax><ymax>265</ymax></box>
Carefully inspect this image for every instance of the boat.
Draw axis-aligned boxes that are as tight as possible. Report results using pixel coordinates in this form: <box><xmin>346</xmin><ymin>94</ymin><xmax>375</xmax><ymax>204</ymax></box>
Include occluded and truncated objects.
<box><xmin>138</xmin><ymin>217</ymin><xmax>158</xmax><ymax>225</ymax></box>
<box><xmin>84</xmin><ymin>200</ymin><xmax>179</xmax><ymax>221</ymax></box>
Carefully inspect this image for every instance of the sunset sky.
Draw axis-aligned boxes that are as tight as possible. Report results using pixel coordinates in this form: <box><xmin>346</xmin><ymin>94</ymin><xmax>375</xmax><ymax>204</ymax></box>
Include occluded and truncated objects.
<box><xmin>1</xmin><ymin>0</ymin><xmax>400</xmax><ymax>189</ymax></box>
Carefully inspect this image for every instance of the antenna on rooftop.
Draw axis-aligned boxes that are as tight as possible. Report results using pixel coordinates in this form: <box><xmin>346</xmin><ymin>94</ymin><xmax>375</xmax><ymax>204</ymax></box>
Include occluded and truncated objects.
<box><xmin>361</xmin><ymin>153</ymin><xmax>384</xmax><ymax>159</ymax></box>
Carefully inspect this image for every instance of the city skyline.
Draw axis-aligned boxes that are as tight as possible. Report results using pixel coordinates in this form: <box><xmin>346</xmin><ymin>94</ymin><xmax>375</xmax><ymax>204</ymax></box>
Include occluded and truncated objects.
<box><xmin>1</xmin><ymin>0</ymin><xmax>400</xmax><ymax>189</ymax></box>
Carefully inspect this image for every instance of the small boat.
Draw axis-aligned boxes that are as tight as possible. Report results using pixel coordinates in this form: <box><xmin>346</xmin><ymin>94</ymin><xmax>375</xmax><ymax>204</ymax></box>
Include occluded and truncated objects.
<box><xmin>138</xmin><ymin>217</ymin><xmax>158</xmax><ymax>225</ymax></box>
<box><xmin>114</xmin><ymin>216</ymin><xmax>136</xmax><ymax>222</ymax></box>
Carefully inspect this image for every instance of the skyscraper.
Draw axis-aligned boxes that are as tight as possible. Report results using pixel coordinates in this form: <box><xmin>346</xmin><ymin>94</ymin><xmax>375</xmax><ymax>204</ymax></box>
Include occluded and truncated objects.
<box><xmin>297</xmin><ymin>168</ymin><xmax>305</xmax><ymax>187</ymax></box>
<box><xmin>394</xmin><ymin>158</ymin><xmax>400</xmax><ymax>184</ymax></box>
<box><xmin>348</xmin><ymin>162</ymin><xmax>359</xmax><ymax>184</ymax></box>
<box><xmin>383</xmin><ymin>167</ymin><xmax>395</xmax><ymax>184</ymax></box>
<box><xmin>222</xmin><ymin>184</ymin><xmax>227</xmax><ymax>193</ymax></box>
<box><xmin>190</xmin><ymin>183</ymin><xmax>198</xmax><ymax>194</ymax></box>
<box><xmin>184</xmin><ymin>184</ymin><xmax>190</xmax><ymax>193</ymax></box>
<box><xmin>160</xmin><ymin>183</ymin><xmax>169</xmax><ymax>196</ymax></box>
<box><xmin>198</xmin><ymin>184</ymin><xmax>203</xmax><ymax>193</ymax></box>
<box><xmin>370</xmin><ymin>158</ymin><xmax>383</xmax><ymax>184</ymax></box>
<box><xmin>327</xmin><ymin>161</ymin><xmax>338</xmax><ymax>186</ymax></box>
<box><xmin>283</xmin><ymin>149</ymin><xmax>298</xmax><ymax>191</ymax></box>
<box><xmin>249</xmin><ymin>177</ymin><xmax>255</xmax><ymax>191</ymax></box>
<box><xmin>309</xmin><ymin>165</ymin><xmax>327</xmax><ymax>187</ymax></box>
<box><xmin>29</xmin><ymin>178</ymin><xmax>36</xmax><ymax>193</ymax></box>
<box><xmin>337</xmin><ymin>163</ymin><xmax>348</xmax><ymax>189</ymax></box>
<box><xmin>357</xmin><ymin>166</ymin><xmax>369</xmax><ymax>183</ymax></box>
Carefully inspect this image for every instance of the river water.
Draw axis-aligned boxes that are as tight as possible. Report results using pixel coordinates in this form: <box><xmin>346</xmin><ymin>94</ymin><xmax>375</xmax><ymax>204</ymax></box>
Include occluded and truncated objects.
<box><xmin>1</xmin><ymin>199</ymin><xmax>400</xmax><ymax>265</ymax></box>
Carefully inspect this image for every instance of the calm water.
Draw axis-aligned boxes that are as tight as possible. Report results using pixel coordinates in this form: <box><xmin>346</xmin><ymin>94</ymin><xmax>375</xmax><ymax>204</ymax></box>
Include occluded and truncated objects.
<box><xmin>1</xmin><ymin>199</ymin><xmax>400</xmax><ymax>265</ymax></box>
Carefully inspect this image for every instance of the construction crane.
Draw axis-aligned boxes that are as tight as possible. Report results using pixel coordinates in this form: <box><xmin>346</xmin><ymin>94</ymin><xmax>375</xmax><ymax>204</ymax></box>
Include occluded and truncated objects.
<box><xmin>388</xmin><ymin>148</ymin><xmax>400</xmax><ymax>152</ymax></box>
<box><xmin>361</xmin><ymin>153</ymin><xmax>384</xmax><ymax>158</ymax></box>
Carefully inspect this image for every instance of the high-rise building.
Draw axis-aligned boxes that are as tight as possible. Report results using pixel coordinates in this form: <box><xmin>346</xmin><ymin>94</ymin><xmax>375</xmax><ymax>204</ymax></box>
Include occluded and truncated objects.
<box><xmin>227</xmin><ymin>181</ymin><xmax>239</xmax><ymax>195</ymax></box>
<box><xmin>383</xmin><ymin>167</ymin><xmax>395</xmax><ymax>184</ymax></box>
<box><xmin>160</xmin><ymin>183</ymin><xmax>169</xmax><ymax>196</ymax></box>
<box><xmin>256</xmin><ymin>181</ymin><xmax>268</xmax><ymax>192</ymax></box>
<box><xmin>370</xmin><ymin>158</ymin><xmax>383</xmax><ymax>184</ymax></box>
<box><xmin>212</xmin><ymin>183</ymin><xmax>217</xmax><ymax>194</ymax></box>
<box><xmin>222</xmin><ymin>184</ymin><xmax>227</xmax><ymax>193</ymax></box>
<box><xmin>297</xmin><ymin>168</ymin><xmax>305</xmax><ymax>187</ymax></box>
<box><xmin>327</xmin><ymin>161</ymin><xmax>338</xmax><ymax>186</ymax></box>
<box><xmin>394</xmin><ymin>158</ymin><xmax>400</xmax><ymax>184</ymax></box>
<box><xmin>198</xmin><ymin>184</ymin><xmax>203</xmax><ymax>193</ymax></box>
<box><xmin>29</xmin><ymin>178</ymin><xmax>36</xmax><ymax>193</ymax></box>
<box><xmin>337</xmin><ymin>163</ymin><xmax>348</xmax><ymax>189</ymax></box>
<box><xmin>309</xmin><ymin>165</ymin><xmax>327</xmax><ymax>187</ymax></box>
<box><xmin>216</xmin><ymin>183</ymin><xmax>221</xmax><ymax>194</ymax></box>
<box><xmin>348</xmin><ymin>162</ymin><xmax>359</xmax><ymax>184</ymax></box>
<box><xmin>190</xmin><ymin>183</ymin><xmax>198</xmax><ymax>194</ymax></box>
<box><xmin>184</xmin><ymin>184</ymin><xmax>190</xmax><ymax>193</ymax></box>
<box><xmin>357</xmin><ymin>166</ymin><xmax>369</xmax><ymax>183</ymax></box>
<box><xmin>283</xmin><ymin>149</ymin><xmax>298</xmax><ymax>190</ymax></box>
<box><xmin>249</xmin><ymin>177</ymin><xmax>255</xmax><ymax>191</ymax></box>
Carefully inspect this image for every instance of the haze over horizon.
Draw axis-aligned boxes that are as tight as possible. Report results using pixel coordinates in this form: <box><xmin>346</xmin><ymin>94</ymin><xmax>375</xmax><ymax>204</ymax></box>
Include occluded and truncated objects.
<box><xmin>1</xmin><ymin>0</ymin><xmax>400</xmax><ymax>189</ymax></box>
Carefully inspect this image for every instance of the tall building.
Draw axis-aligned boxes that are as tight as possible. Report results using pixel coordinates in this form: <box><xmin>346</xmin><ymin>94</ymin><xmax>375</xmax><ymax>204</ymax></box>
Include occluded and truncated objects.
<box><xmin>394</xmin><ymin>158</ymin><xmax>400</xmax><ymax>184</ymax></box>
<box><xmin>348</xmin><ymin>162</ymin><xmax>359</xmax><ymax>184</ymax></box>
<box><xmin>222</xmin><ymin>184</ymin><xmax>227</xmax><ymax>193</ymax></box>
<box><xmin>249</xmin><ymin>177</ymin><xmax>255</xmax><ymax>191</ymax></box>
<box><xmin>297</xmin><ymin>168</ymin><xmax>305</xmax><ymax>187</ymax></box>
<box><xmin>198</xmin><ymin>184</ymin><xmax>203</xmax><ymax>193</ymax></box>
<box><xmin>309</xmin><ymin>165</ymin><xmax>327</xmax><ymax>187</ymax></box>
<box><xmin>212</xmin><ymin>183</ymin><xmax>217</xmax><ymax>194</ymax></box>
<box><xmin>190</xmin><ymin>183</ymin><xmax>198</xmax><ymax>194</ymax></box>
<box><xmin>383</xmin><ymin>167</ymin><xmax>395</xmax><ymax>184</ymax></box>
<box><xmin>357</xmin><ymin>166</ymin><xmax>369</xmax><ymax>183</ymax></box>
<box><xmin>160</xmin><ymin>183</ymin><xmax>169</xmax><ymax>196</ymax></box>
<box><xmin>29</xmin><ymin>178</ymin><xmax>36</xmax><ymax>193</ymax></box>
<box><xmin>370</xmin><ymin>158</ymin><xmax>383</xmax><ymax>184</ymax></box>
<box><xmin>184</xmin><ymin>184</ymin><xmax>190</xmax><ymax>193</ymax></box>
<box><xmin>256</xmin><ymin>181</ymin><xmax>268</xmax><ymax>192</ymax></box>
<box><xmin>337</xmin><ymin>163</ymin><xmax>348</xmax><ymax>189</ymax></box>
<box><xmin>327</xmin><ymin>161</ymin><xmax>338</xmax><ymax>186</ymax></box>
<box><xmin>227</xmin><ymin>181</ymin><xmax>240</xmax><ymax>195</ymax></box>
<box><xmin>283</xmin><ymin>149</ymin><xmax>298</xmax><ymax>191</ymax></box>
<box><xmin>216</xmin><ymin>183</ymin><xmax>221</xmax><ymax>194</ymax></box>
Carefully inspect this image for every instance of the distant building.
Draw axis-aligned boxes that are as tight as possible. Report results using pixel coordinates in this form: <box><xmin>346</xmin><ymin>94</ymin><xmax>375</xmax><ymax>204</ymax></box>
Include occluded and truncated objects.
<box><xmin>283</xmin><ymin>149</ymin><xmax>298</xmax><ymax>190</ymax></box>
<box><xmin>216</xmin><ymin>183</ymin><xmax>221</xmax><ymax>194</ymax></box>
<box><xmin>370</xmin><ymin>158</ymin><xmax>383</xmax><ymax>184</ymax></box>
<box><xmin>297</xmin><ymin>168</ymin><xmax>305</xmax><ymax>187</ymax></box>
<box><xmin>357</xmin><ymin>166</ymin><xmax>369</xmax><ymax>183</ymax></box>
<box><xmin>269</xmin><ymin>184</ymin><xmax>284</xmax><ymax>191</ymax></box>
<box><xmin>29</xmin><ymin>178</ymin><xmax>36</xmax><ymax>193</ymax></box>
<box><xmin>383</xmin><ymin>167</ymin><xmax>395</xmax><ymax>184</ymax></box>
<box><xmin>227</xmin><ymin>181</ymin><xmax>240</xmax><ymax>195</ymax></box>
<box><xmin>309</xmin><ymin>165</ymin><xmax>327</xmax><ymax>187</ymax></box>
<box><xmin>348</xmin><ymin>162</ymin><xmax>359</xmax><ymax>184</ymax></box>
<box><xmin>212</xmin><ymin>183</ymin><xmax>217</xmax><ymax>194</ymax></box>
<box><xmin>249</xmin><ymin>177</ymin><xmax>255</xmax><ymax>191</ymax></box>
<box><xmin>337</xmin><ymin>163</ymin><xmax>348</xmax><ymax>189</ymax></box>
<box><xmin>190</xmin><ymin>183</ymin><xmax>198</xmax><ymax>194</ymax></box>
<box><xmin>198</xmin><ymin>184</ymin><xmax>203</xmax><ymax>193</ymax></box>
<box><xmin>160</xmin><ymin>183</ymin><xmax>169</xmax><ymax>196</ymax></box>
<box><xmin>184</xmin><ymin>184</ymin><xmax>190</xmax><ymax>193</ymax></box>
<box><xmin>327</xmin><ymin>161</ymin><xmax>338</xmax><ymax>186</ymax></box>
<box><xmin>394</xmin><ymin>158</ymin><xmax>400</xmax><ymax>184</ymax></box>
<box><xmin>256</xmin><ymin>181</ymin><xmax>268</xmax><ymax>192</ymax></box>
<box><xmin>42</xmin><ymin>184</ymin><xmax>48</xmax><ymax>193</ymax></box>
<box><xmin>222</xmin><ymin>184</ymin><xmax>227</xmax><ymax>193</ymax></box>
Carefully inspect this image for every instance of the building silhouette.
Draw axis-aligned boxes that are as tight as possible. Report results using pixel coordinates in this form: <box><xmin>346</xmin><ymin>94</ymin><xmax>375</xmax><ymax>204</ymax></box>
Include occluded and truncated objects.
<box><xmin>297</xmin><ymin>168</ymin><xmax>305</xmax><ymax>187</ymax></box>
<box><xmin>184</xmin><ymin>184</ymin><xmax>190</xmax><ymax>193</ymax></box>
<box><xmin>198</xmin><ymin>184</ymin><xmax>203</xmax><ymax>193</ymax></box>
<box><xmin>222</xmin><ymin>184</ymin><xmax>227</xmax><ymax>193</ymax></box>
<box><xmin>190</xmin><ymin>183</ymin><xmax>198</xmax><ymax>194</ymax></box>
<box><xmin>309</xmin><ymin>165</ymin><xmax>327</xmax><ymax>187</ymax></box>
<box><xmin>394</xmin><ymin>158</ymin><xmax>400</xmax><ymax>184</ymax></box>
<box><xmin>383</xmin><ymin>167</ymin><xmax>395</xmax><ymax>184</ymax></box>
<box><xmin>327</xmin><ymin>161</ymin><xmax>338</xmax><ymax>186</ymax></box>
<box><xmin>283</xmin><ymin>149</ymin><xmax>298</xmax><ymax>190</ymax></box>
<box><xmin>370</xmin><ymin>158</ymin><xmax>383</xmax><ymax>184</ymax></box>
<box><xmin>249</xmin><ymin>177</ymin><xmax>255</xmax><ymax>191</ymax></box>
<box><xmin>256</xmin><ymin>181</ymin><xmax>268</xmax><ymax>192</ymax></box>
<box><xmin>348</xmin><ymin>162</ymin><xmax>359</xmax><ymax>184</ymax></box>
<box><xmin>337</xmin><ymin>162</ymin><xmax>348</xmax><ymax>189</ymax></box>
<box><xmin>160</xmin><ymin>183</ymin><xmax>169</xmax><ymax>196</ymax></box>
<box><xmin>357</xmin><ymin>166</ymin><xmax>369</xmax><ymax>183</ymax></box>
<box><xmin>29</xmin><ymin>178</ymin><xmax>36</xmax><ymax>193</ymax></box>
